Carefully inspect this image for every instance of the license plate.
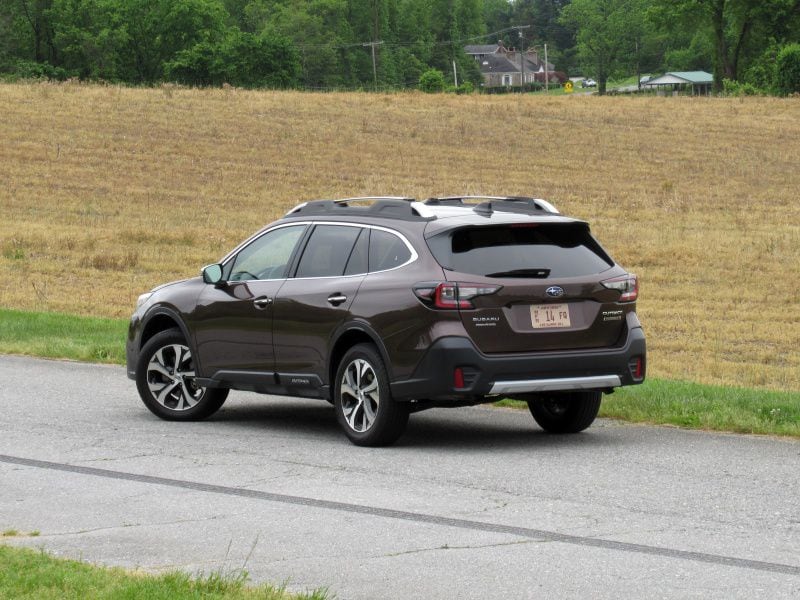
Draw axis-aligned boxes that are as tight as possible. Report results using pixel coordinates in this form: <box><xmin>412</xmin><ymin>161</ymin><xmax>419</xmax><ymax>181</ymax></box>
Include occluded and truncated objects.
<box><xmin>530</xmin><ymin>304</ymin><xmax>571</xmax><ymax>329</ymax></box>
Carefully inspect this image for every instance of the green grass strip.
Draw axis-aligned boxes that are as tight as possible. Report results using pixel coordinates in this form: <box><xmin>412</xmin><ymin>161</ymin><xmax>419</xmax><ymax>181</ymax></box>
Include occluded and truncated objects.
<box><xmin>601</xmin><ymin>379</ymin><xmax>800</xmax><ymax>438</ymax></box>
<box><xmin>498</xmin><ymin>379</ymin><xmax>800</xmax><ymax>438</ymax></box>
<box><xmin>0</xmin><ymin>544</ymin><xmax>327</xmax><ymax>600</ymax></box>
<box><xmin>0</xmin><ymin>308</ymin><xmax>127</xmax><ymax>364</ymax></box>
<box><xmin>1</xmin><ymin>308</ymin><xmax>798</xmax><ymax>438</ymax></box>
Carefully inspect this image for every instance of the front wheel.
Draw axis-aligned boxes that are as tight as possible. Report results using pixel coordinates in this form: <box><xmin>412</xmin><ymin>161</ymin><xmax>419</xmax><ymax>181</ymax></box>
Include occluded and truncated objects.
<box><xmin>135</xmin><ymin>329</ymin><xmax>228</xmax><ymax>421</ymax></box>
<box><xmin>527</xmin><ymin>391</ymin><xmax>601</xmax><ymax>433</ymax></box>
<box><xmin>334</xmin><ymin>344</ymin><xmax>409</xmax><ymax>446</ymax></box>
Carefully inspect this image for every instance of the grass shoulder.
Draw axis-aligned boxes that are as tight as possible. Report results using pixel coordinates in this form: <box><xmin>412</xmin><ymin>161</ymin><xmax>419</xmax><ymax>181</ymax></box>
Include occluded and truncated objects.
<box><xmin>0</xmin><ymin>308</ymin><xmax>127</xmax><ymax>364</ymax></box>
<box><xmin>497</xmin><ymin>379</ymin><xmax>800</xmax><ymax>438</ymax></box>
<box><xmin>0</xmin><ymin>544</ymin><xmax>327</xmax><ymax>600</ymax></box>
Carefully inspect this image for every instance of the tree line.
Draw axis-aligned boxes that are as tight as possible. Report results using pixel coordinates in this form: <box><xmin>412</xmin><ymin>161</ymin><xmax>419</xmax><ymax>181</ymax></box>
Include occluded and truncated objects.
<box><xmin>1</xmin><ymin>0</ymin><xmax>799</xmax><ymax>94</ymax></box>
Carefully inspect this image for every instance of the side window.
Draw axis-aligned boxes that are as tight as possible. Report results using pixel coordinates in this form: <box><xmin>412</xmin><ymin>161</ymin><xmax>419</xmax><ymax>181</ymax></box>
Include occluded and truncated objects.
<box><xmin>228</xmin><ymin>225</ymin><xmax>305</xmax><ymax>281</ymax></box>
<box><xmin>295</xmin><ymin>225</ymin><xmax>361</xmax><ymax>278</ymax></box>
<box><xmin>369</xmin><ymin>229</ymin><xmax>412</xmax><ymax>272</ymax></box>
<box><xmin>344</xmin><ymin>228</ymin><xmax>368</xmax><ymax>276</ymax></box>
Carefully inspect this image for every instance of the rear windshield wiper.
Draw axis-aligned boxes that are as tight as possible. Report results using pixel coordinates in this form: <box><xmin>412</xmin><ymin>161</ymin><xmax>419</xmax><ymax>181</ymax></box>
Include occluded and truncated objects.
<box><xmin>485</xmin><ymin>268</ymin><xmax>550</xmax><ymax>278</ymax></box>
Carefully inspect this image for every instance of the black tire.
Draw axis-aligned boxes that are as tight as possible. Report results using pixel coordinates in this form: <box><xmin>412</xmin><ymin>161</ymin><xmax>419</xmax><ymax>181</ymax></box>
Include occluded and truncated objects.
<box><xmin>527</xmin><ymin>391</ymin><xmax>602</xmax><ymax>433</ymax></box>
<box><xmin>334</xmin><ymin>344</ymin><xmax>409</xmax><ymax>447</ymax></box>
<box><xmin>135</xmin><ymin>329</ymin><xmax>228</xmax><ymax>421</ymax></box>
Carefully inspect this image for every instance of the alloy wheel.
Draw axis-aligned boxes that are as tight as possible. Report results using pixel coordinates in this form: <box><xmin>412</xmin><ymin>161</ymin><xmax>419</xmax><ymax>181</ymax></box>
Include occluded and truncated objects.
<box><xmin>339</xmin><ymin>358</ymin><xmax>379</xmax><ymax>432</ymax></box>
<box><xmin>146</xmin><ymin>343</ymin><xmax>205</xmax><ymax>411</ymax></box>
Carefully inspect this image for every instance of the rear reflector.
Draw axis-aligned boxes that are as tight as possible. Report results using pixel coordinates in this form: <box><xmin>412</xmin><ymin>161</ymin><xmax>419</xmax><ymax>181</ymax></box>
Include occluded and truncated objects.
<box><xmin>629</xmin><ymin>356</ymin><xmax>645</xmax><ymax>381</ymax></box>
<box><xmin>454</xmin><ymin>367</ymin><xmax>465</xmax><ymax>389</ymax></box>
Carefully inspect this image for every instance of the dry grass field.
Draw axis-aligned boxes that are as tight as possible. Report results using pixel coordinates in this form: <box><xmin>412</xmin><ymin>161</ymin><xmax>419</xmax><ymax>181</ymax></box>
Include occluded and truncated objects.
<box><xmin>0</xmin><ymin>82</ymin><xmax>798</xmax><ymax>391</ymax></box>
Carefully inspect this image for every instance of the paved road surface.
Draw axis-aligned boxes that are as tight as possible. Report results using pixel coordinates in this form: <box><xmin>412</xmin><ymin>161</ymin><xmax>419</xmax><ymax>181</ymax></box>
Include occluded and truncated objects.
<box><xmin>1</xmin><ymin>355</ymin><xmax>798</xmax><ymax>598</ymax></box>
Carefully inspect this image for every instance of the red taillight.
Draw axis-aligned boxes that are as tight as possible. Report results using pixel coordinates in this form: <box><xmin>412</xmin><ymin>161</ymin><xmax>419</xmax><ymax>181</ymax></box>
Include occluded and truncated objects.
<box><xmin>414</xmin><ymin>282</ymin><xmax>502</xmax><ymax>310</ymax></box>
<box><xmin>435</xmin><ymin>283</ymin><xmax>471</xmax><ymax>309</ymax></box>
<box><xmin>601</xmin><ymin>274</ymin><xmax>638</xmax><ymax>302</ymax></box>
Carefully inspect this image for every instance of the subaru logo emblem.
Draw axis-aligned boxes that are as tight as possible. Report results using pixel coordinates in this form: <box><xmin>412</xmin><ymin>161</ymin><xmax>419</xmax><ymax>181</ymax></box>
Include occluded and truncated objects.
<box><xmin>546</xmin><ymin>286</ymin><xmax>565</xmax><ymax>298</ymax></box>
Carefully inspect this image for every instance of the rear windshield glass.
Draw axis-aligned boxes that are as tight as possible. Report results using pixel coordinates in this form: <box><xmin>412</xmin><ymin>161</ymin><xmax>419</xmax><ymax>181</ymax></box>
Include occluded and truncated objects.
<box><xmin>427</xmin><ymin>223</ymin><xmax>614</xmax><ymax>278</ymax></box>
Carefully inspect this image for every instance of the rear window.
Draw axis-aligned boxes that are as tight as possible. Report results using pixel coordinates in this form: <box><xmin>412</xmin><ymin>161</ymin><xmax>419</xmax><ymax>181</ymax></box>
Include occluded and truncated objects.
<box><xmin>427</xmin><ymin>223</ymin><xmax>614</xmax><ymax>278</ymax></box>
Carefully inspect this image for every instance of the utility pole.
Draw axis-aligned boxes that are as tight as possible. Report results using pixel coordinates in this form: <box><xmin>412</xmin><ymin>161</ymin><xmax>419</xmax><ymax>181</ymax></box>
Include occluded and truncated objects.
<box><xmin>544</xmin><ymin>43</ymin><xmax>549</xmax><ymax>93</ymax></box>
<box><xmin>511</xmin><ymin>25</ymin><xmax>530</xmax><ymax>92</ymax></box>
<box><xmin>362</xmin><ymin>41</ymin><xmax>383</xmax><ymax>92</ymax></box>
<box><xmin>453</xmin><ymin>60</ymin><xmax>458</xmax><ymax>88</ymax></box>
<box><xmin>636</xmin><ymin>39</ymin><xmax>641</xmax><ymax>90</ymax></box>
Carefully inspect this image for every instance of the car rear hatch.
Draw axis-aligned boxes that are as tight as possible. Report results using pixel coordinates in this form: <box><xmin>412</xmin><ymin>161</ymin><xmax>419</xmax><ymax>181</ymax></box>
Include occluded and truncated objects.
<box><xmin>425</xmin><ymin>220</ymin><xmax>629</xmax><ymax>354</ymax></box>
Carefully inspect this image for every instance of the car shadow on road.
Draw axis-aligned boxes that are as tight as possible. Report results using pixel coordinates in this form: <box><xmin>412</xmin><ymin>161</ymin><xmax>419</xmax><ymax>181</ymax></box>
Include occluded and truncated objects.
<box><xmin>209</xmin><ymin>399</ymin><xmax>342</xmax><ymax>439</ymax></box>
<box><xmin>204</xmin><ymin>398</ymin><xmax>620</xmax><ymax>451</ymax></box>
<box><xmin>398</xmin><ymin>410</ymin><xmax>619</xmax><ymax>451</ymax></box>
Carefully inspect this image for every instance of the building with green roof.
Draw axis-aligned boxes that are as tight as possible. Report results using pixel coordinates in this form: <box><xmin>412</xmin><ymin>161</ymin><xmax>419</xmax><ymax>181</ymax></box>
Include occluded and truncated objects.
<box><xmin>643</xmin><ymin>71</ymin><xmax>714</xmax><ymax>95</ymax></box>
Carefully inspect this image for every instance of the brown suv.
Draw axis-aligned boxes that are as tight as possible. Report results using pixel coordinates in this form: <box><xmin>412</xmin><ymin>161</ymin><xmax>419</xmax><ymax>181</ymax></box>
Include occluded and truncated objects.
<box><xmin>127</xmin><ymin>196</ymin><xmax>646</xmax><ymax>446</ymax></box>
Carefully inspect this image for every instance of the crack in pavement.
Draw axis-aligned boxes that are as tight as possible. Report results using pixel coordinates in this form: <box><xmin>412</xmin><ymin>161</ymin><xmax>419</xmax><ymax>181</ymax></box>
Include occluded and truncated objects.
<box><xmin>381</xmin><ymin>538</ymin><xmax>536</xmax><ymax>558</ymax></box>
<box><xmin>35</xmin><ymin>513</ymin><xmax>235</xmax><ymax>538</ymax></box>
<box><xmin>2</xmin><ymin>453</ymin><xmax>800</xmax><ymax>577</ymax></box>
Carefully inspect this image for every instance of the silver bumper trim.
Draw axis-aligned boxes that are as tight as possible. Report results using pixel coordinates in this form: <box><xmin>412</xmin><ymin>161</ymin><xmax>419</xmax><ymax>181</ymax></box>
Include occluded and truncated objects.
<box><xmin>489</xmin><ymin>375</ymin><xmax>622</xmax><ymax>395</ymax></box>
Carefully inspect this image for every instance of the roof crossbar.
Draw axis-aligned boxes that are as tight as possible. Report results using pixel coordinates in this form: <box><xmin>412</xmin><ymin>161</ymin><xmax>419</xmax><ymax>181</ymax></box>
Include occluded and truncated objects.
<box><xmin>285</xmin><ymin>197</ymin><xmax>435</xmax><ymax>221</ymax></box>
<box><xmin>425</xmin><ymin>196</ymin><xmax>560</xmax><ymax>215</ymax></box>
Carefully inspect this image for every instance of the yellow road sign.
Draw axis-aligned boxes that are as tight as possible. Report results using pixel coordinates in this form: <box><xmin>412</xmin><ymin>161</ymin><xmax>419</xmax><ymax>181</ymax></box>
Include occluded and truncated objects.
<box><xmin>564</xmin><ymin>81</ymin><xmax>574</xmax><ymax>94</ymax></box>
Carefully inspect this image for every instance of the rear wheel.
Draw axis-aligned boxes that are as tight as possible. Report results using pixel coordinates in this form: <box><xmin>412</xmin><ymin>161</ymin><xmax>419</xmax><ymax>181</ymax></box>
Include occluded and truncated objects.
<box><xmin>527</xmin><ymin>391</ymin><xmax>601</xmax><ymax>433</ymax></box>
<box><xmin>334</xmin><ymin>344</ymin><xmax>409</xmax><ymax>446</ymax></box>
<box><xmin>136</xmin><ymin>329</ymin><xmax>228</xmax><ymax>421</ymax></box>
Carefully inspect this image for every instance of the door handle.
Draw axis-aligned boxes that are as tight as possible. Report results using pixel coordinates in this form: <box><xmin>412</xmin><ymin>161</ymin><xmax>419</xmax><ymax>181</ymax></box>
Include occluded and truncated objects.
<box><xmin>253</xmin><ymin>297</ymin><xmax>273</xmax><ymax>309</ymax></box>
<box><xmin>327</xmin><ymin>294</ymin><xmax>347</xmax><ymax>306</ymax></box>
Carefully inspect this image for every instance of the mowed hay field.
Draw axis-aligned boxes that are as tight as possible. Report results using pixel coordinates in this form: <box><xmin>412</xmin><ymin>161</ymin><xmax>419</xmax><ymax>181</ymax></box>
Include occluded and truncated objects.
<box><xmin>0</xmin><ymin>82</ymin><xmax>798</xmax><ymax>391</ymax></box>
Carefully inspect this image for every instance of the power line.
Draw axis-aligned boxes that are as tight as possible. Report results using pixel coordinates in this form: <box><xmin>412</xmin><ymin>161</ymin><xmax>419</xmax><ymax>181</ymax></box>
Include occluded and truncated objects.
<box><xmin>293</xmin><ymin>27</ymin><xmax>523</xmax><ymax>52</ymax></box>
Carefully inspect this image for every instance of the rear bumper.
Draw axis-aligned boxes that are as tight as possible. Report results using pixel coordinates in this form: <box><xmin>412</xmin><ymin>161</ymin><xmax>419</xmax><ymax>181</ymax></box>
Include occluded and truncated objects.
<box><xmin>488</xmin><ymin>375</ymin><xmax>622</xmax><ymax>395</ymax></box>
<box><xmin>390</xmin><ymin>321</ymin><xmax>646</xmax><ymax>402</ymax></box>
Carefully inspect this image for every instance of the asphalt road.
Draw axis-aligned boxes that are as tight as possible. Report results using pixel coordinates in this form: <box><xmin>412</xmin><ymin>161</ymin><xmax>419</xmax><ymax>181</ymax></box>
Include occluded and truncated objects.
<box><xmin>1</xmin><ymin>355</ymin><xmax>798</xmax><ymax>599</ymax></box>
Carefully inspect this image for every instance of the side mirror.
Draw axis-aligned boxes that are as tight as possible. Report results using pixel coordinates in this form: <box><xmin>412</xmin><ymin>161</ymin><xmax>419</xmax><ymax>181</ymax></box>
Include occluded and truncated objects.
<box><xmin>201</xmin><ymin>264</ymin><xmax>224</xmax><ymax>285</ymax></box>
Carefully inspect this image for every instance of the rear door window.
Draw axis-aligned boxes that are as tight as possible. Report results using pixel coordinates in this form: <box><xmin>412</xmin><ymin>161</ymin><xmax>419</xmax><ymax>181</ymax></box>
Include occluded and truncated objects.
<box><xmin>295</xmin><ymin>225</ymin><xmax>362</xmax><ymax>278</ymax></box>
<box><xmin>344</xmin><ymin>228</ymin><xmax>369</xmax><ymax>276</ymax></box>
<box><xmin>427</xmin><ymin>223</ymin><xmax>613</xmax><ymax>278</ymax></box>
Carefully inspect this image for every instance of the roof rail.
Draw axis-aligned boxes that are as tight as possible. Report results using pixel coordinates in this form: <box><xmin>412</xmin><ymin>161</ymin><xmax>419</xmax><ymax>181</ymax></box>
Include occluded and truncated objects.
<box><xmin>285</xmin><ymin>197</ymin><xmax>436</xmax><ymax>220</ymax></box>
<box><xmin>425</xmin><ymin>196</ymin><xmax>560</xmax><ymax>215</ymax></box>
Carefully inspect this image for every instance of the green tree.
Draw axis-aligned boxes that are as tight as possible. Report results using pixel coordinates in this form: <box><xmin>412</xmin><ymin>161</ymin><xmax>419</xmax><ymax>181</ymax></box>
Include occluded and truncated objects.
<box><xmin>164</xmin><ymin>30</ymin><xmax>299</xmax><ymax>87</ymax></box>
<box><xmin>560</xmin><ymin>0</ymin><xmax>648</xmax><ymax>94</ymax></box>
<box><xmin>776</xmin><ymin>42</ymin><xmax>800</xmax><ymax>94</ymax></box>
<box><xmin>244</xmin><ymin>0</ymin><xmax>354</xmax><ymax>88</ymax></box>
<box><xmin>15</xmin><ymin>0</ymin><xmax>58</xmax><ymax>63</ymax></box>
<box><xmin>114</xmin><ymin>0</ymin><xmax>228</xmax><ymax>82</ymax></box>
<box><xmin>419</xmin><ymin>67</ymin><xmax>445</xmax><ymax>91</ymax></box>
<box><xmin>48</xmin><ymin>0</ymin><xmax>129</xmax><ymax>80</ymax></box>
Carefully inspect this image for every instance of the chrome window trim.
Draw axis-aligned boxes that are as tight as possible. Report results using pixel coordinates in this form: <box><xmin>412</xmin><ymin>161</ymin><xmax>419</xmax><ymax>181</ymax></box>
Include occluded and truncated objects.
<box><xmin>220</xmin><ymin>221</ymin><xmax>418</xmax><ymax>283</ymax></box>
<box><xmin>291</xmin><ymin>222</ymin><xmax>418</xmax><ymax>281</ymax></box>
<box><xmin>220</xmin><ymin>222</ymin><xmax>311</xmax><ymax>266</ymax></box>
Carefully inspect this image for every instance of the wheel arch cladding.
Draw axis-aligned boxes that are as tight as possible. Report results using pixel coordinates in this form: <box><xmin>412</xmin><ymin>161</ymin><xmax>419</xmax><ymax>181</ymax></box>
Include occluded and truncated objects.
<box><xmin>140</xmin><ymin>311</ymin><xmax>189</xmax><ymax>350</ymax></box>
<box><xmin>329</xmin><ymin>326</ymin><xmax>392</xmax><ymax>388</ymax></box>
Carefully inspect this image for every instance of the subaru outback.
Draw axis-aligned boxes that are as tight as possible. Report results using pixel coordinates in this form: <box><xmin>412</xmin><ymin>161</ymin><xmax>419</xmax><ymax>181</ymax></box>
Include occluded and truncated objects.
<box><xmin>127</xmin><ymin>196</ymin><xmax>646</xmax><ymax>446</ymax></box>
